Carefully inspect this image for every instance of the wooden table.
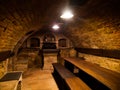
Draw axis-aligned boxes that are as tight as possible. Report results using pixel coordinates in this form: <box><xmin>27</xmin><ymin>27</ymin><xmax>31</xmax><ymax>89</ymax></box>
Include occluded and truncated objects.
<box><xmin>0</xmin><ymin>71</ymin><xmax>22</xmax><ymax>90</ymax></box>
<box><xmin>63</xmin><ymin>57</ymin><xmax>120</xmax><ymax>90</ymax></box>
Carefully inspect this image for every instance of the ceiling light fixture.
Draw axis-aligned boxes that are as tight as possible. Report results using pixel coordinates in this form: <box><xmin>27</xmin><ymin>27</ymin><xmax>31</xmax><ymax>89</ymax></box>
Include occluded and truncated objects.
<box><xmin>52</xmin><ymin>24</ymin><xmax>60</xmax><ymax>30</ymax></box>
<box><xmin>60</xmin><ymin>9</ymin><xmax>74</xmax><ymax>19</ymax></box>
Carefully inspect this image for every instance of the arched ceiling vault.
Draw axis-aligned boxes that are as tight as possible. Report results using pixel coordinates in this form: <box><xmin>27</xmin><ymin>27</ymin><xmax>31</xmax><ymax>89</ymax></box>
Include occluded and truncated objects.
<box><xmin>0</xmin><ymin>0</ymin><xmax>120</xmax><ymax>52</ymax></box>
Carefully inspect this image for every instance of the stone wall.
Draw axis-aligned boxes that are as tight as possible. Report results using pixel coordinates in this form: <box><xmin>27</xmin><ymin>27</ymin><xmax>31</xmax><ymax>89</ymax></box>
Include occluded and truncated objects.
<box><xmin>58</xmin><ymin>48</ymin><xmax>77</xmax><ymax>65</ymax></box>
<box><xmin>63</xmin><ymin>0</ymin><xmax>120</xmax><ymax>49</ymax></box>
<box><xmin>65</xmin><ymin>16</ymin><xmax>120</xmax><ymax>49</ymax></box>
<box><xmin>78</xmin><ymin>53</ymin><xmax>120</xmax><ymax>73</ymax></box>
<box><xmin>0</xmin><ymin>3</ymin><xmax>30</xmax><ymax>51</ymax></box>
<box><xmin>60</xmin><ymin>48</ymin><xmax>77</xmax><ymax>57</ymax></box>
<box><xmin>0</xmin><ymin>59</ymin><xmax>8</xmax><ymax>78</ymax></box>
<box><xmin>14</xmin><ymin>48</ymin><xmax>43</xmax><ymax>72</ymax></box>
<box><xmin>43</xmin><ymin>53</ymin><xmax>57</xmax><ymax>72</ymax></box>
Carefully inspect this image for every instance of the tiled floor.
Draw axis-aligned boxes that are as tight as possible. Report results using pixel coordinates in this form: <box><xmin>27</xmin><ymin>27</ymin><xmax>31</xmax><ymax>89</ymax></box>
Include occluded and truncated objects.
<box><xmin>22</xmin><ymin>68</ymin><xmax>58</xmax><ymax>90</ymax></box>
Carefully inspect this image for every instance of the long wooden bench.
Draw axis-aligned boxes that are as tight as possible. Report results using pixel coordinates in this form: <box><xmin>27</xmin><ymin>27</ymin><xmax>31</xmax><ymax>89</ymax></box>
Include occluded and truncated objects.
<box><xmin>52</xmin><ymin>63</ymin><xmax>91</xmax><ymax>90</ymax></box>
<box><xmin>62</xmin><ymin>57</ymin><xmax>120</xmax><ymax>90</ymax></box>
<box><xmin>0</xmin><ymin>71</ymin><xmax>22</xmax><ymax>90</ymax></box>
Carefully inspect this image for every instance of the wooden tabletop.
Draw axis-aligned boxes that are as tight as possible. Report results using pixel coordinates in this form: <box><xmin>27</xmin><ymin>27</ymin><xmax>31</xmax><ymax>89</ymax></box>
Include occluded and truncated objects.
<box><xmin>66</xmin><ymin>77</ymin><xmax>91</xmax><ymax>90</ymax></box>
<box><xmin>63</xmin><ymin>57</ymin><xmax>120</xmax><ymax>90</ymax></box>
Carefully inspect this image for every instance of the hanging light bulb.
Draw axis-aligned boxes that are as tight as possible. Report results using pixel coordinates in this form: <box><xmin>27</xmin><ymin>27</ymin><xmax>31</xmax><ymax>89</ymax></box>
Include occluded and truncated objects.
<box><xmin>60</xmin><ymin>9</ymin><xmax>74</xmax><ymax>19</ymax></box>
<box><xmin>52</xmin><ymin>24</ymin><xmax>60</xmax><ymax>30</ymax></box>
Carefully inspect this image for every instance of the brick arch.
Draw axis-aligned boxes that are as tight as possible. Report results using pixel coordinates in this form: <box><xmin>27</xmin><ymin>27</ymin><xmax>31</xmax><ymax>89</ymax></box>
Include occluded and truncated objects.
<box><xmin>13</xmin><ymin>30</ymin><xmax>38</xmax><ymax>55</ymax></box>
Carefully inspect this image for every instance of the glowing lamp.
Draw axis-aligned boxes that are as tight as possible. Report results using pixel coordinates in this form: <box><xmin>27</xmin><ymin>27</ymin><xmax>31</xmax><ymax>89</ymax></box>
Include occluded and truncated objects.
<box><xmin>60</xmin><ymin>9</ymin><xmax>74</xmax><ymax>19</ymax></box>
<box><xmin>52</xmin><ymin>24</ymin><xmax>59</xmax><ymax>30</ymax></box>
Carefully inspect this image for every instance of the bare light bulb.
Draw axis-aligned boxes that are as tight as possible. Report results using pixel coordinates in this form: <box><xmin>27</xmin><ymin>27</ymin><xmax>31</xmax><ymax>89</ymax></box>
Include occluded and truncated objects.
<box><xmin>60</xmin><ymin>9</ymin><xmax>74</xmax><ymax>19</ymax></box>
<box><xmin>52</xmin><ymin>24</ymin><xmax>59</xmax><ymax>30</ymax></box>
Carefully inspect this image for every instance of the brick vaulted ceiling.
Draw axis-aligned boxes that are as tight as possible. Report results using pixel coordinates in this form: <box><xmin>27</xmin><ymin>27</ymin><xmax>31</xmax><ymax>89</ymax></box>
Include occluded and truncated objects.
<box><xmin>0</xmin><ymin>0</ymin><xmax>120</xmax><ymax>52</ymax></box>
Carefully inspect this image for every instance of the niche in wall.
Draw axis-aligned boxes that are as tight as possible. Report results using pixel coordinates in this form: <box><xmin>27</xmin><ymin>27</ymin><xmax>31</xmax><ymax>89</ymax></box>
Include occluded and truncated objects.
<box><xmin>30</xmin><ymin>38</ymin><xmax>40</xmax><ymax>47</ymax></box>
<box><xmin>58</xmin><ymin>39</ymin><xmax>67</xmax><ymax>47</ymax></box>
<box><xmin>43</xmin><ymin>33</ymin><xmax>55</xmax><ymax>42</ymax></box>
<box><xmin>42</xmin><ymin>33</ymin><xmax>56</xmax><ymax>49</ymax></box>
